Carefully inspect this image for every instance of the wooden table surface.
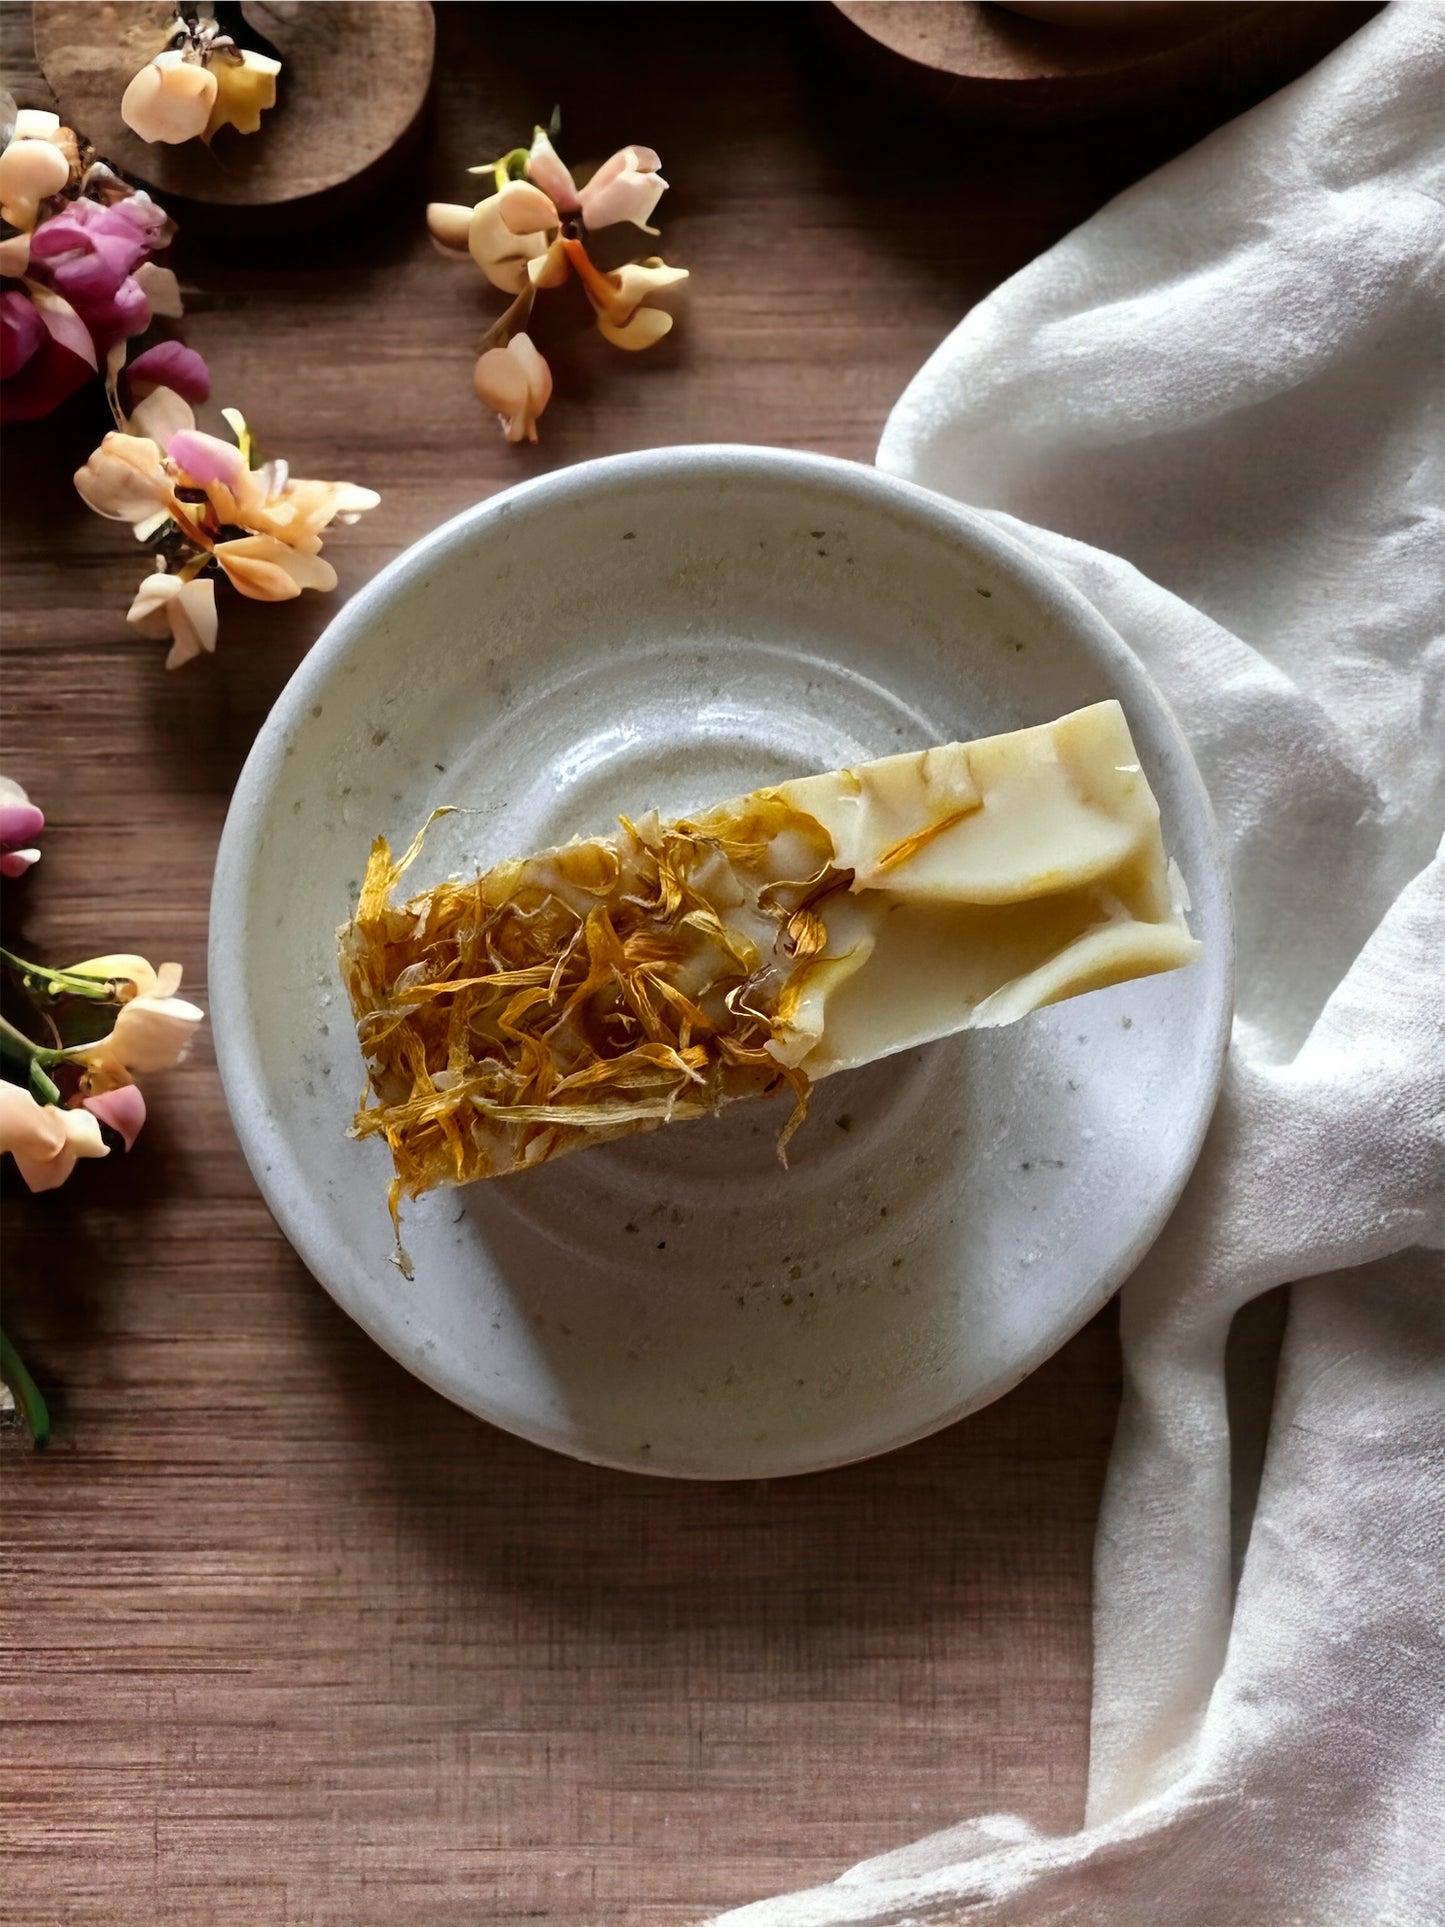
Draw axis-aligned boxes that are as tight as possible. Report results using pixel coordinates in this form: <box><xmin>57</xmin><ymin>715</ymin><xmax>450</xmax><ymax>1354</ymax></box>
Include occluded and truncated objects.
<box><xmin>0</xmin><ymin>6</ymin><xmax>1368</xmax><ymax>1921</ymax></box>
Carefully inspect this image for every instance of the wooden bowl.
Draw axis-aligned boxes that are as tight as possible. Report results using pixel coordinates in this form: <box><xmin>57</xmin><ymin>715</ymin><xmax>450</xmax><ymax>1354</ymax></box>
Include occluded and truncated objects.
<box><xmin>34</xmin><ymin>0</ymin><xmax>435</xmax><ymax>224</ymax></box>
<box><xmin>823</xmin><ymin>1</ymin><xmax>1380</xmax><ymax>125</ymax></box>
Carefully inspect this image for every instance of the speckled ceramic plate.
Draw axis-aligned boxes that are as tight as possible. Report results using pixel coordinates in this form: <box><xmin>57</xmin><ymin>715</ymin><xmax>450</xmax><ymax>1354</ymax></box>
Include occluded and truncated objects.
<box><xmin>210</xmin><ymin>447</ymin><xmax>1231</xmax><ymax>1478</ymax></box>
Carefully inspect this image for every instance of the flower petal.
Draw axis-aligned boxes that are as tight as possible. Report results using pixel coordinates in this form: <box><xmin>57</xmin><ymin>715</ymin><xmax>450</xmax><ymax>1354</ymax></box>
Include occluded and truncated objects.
<box><xmin>121</xmin><ymin>51</ymin><xmax>218</xmax><ymax>145</ymax></box>
<box><xmin>468</xmin><ymin>188</ymin><xmax>549</xmax><ymax>294</ymax></box>
<box><xmin>214</xmin><ymin>533</ymin><xmax>337</xmax><ymax>600</ymax></box>
<box><xmin>525</xmin><ymin>128</ymin><xmax>580</xmax><ymax>214</ymax></box>
<box><xmin>83</xmin><ymin>1084</ymin><xmax>147</xmax><ymax>1151</ymax></box>
<box><xmin>0</xmin><ymin>1081</ymin><xmax>67</xmax><ymax>1162</ymax></box>
<box><xmin>0</xmin><ymin>129</ymin><xmax>70</xmax><ymax>230</ymax></box>
<box><xmin>29</xmin><ymin>284</ymin><xmax>97</xmax><ymax>368</ymax></box>
<box><xmin>0</xmin><ymin>230</ymin><xmax>31</xmax><ymax>275</ymax></box>
<box><xmin>474</xmin><ymin>331</ymin><xmax>551</xmax><ymax>444</ymax></box>
<box><xmin>203</xmin><ymin>49</ymin><xmax>281</xmax><ymax>142</ymax></box>
<box><xmin>496</xmin><ymin>179</ymin><xmax>558</xmax><ymax>236</ymax></box>
<box><xmin>168</xmin><ymin>427</ymin><xmax>244</xmax><ymax>490</ymax></box>
<box><xmin>129</xmin><ymin>571</ymin><xmax>218</xmax><ymax>667</ymax></box>
<box><xmin>597</xmin><ymin>305</ymin><xmax>674</xmax><ymax>350</ymax></box>
<box><xmin>426</xmin><ymin>201</ymin><xmax>473</xmax><ymax>255</ymax></box>
<box><xmin>0</xmin><ymin>287</ymin><xmax>44</xmax><ymax>379</ymax></box>
<box><xmin>527</xmin><ymin>235</ymin><xmax>570</xmax><ymax>289</ymax></box>
<box><xmin>127</xmin><ymin>383</ymin><xmax>195</xmax><ymax>445</ymax></box>
<box><xmin>577</xmin><ymin>146</ymin><xmax>666</xmax><ymax>234</ymax></box>
<box><xmin>127</xmin><ymin>338</ymin><xmax>209</xmax><ymax>402</ymax></box>
<box><xmin>74</xmin><ymin>432</ymin><xmax>172</xmax><ymax>524</ymax></box>
<box><xmin>0</xmin><ymin>798</ymin><xmax>45</xmax><ymax>850</ymax></box>
<box><xmin>130</xmin><ymin>261</ymin><xmax>185</xmax><ymax>320</ymax></box>
<box><xmin>166</xmin><ymin>576</ymin><xmax>218</xmax><ymax>668</ymax></box>
<box><xmin>69</xmin><ymin>993</ymin><xmax>205</xmax><ymax>1082</ymax></box>
<box><xmin>67</xmin><ymin>953</ymin><xmax>162</xmax><ymax>997</ymax></box>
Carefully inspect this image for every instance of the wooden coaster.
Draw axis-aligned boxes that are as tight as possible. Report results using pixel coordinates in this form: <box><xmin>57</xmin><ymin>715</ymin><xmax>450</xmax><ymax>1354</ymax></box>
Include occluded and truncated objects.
<box><xmin>34</xmin><ymin>1</ymin><xmax>435</xmax><ymax>218</ymax></box>
<box><xmin>823</xmin><ymin>1</ymin><xmax>1380</xmax><ymax>123</ymax></box>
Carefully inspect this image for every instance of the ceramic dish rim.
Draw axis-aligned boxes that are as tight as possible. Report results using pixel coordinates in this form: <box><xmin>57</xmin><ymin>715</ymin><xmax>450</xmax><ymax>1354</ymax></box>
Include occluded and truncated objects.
<box><xmin>209</xmin><ymin>443</ymin><xmax>1235</xmax><ymax>1478</ymax></box>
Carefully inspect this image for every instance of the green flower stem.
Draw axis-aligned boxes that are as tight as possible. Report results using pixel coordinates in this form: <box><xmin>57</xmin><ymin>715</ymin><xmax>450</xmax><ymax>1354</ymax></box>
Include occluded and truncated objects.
<box><xmin>0</xmin><ymin>1329</ymin><xmax>51</xmax><ymax>1447</ymax></box>
<box><xmin>0</xmin><ymin>1011</ymin><xmax>69</xmax><ymax>1067</ymax></box>
<box><xmin>0</xmin><ymin>946</ymin><xmax>117</xmax><ymax>1001</ymax></box>
<box><xmin>28</xmin><ymin>1058</ymin><xmax>61</xmax><ymax>1105</ymax></box>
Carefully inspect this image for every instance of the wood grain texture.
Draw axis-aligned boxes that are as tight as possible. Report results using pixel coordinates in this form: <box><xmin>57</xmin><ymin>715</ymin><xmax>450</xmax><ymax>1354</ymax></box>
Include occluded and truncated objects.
<box><xmin>0</xmin><ymin>5</ymin><xmax>1366</xmax><ymax>1921</ymax></box>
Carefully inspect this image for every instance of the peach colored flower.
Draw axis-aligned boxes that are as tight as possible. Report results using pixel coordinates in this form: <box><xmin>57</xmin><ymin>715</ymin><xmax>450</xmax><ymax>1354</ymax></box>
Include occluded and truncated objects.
<box><xmin>76</xmin><ymin>392</ymin><xmax>377</xmax><ymax>664</ymax></box>
<box><xmin>434</xmin><ymin>130</ymin><xmax>684</xmax><ymax>443</ymax></box>
<box><xmin>0</xmin><ymin>1081</ymin><xmax>108</xmax><ymax>1192</ymax></box>
<box><xmin>127</xmin><ymin>568</ymin><xmax>218</xmax><ymax>668</ymax></box>
<box><xmin>563</xmin><ymin>240</ymin><xmax>688</xmax><ymax>349</ymax></box>
<box><xmin>65</xmin><ymin>974</ymin><xmax>205</xmax><ymax>1091</ymax></box>
<box><xmin>74</xmin><ymin>430</ymin><xmax>184</xmax><ymax>540</ymax></box>
<box><xmin>474</xmin><ymin>332</ymin><xmax>551</xmax><ymax>443</ymax></box>
<box><xmin>469</xmin><ymin>181</ymin><xmax>560</xmax><ymax>294</ymax></box>
<box><xmin>519</xmin><ymin>129</ymin><xmax>668</xmax><ymax>235</ymax></box>
<box><xmin>213</xmin><ymin>533</ymin><xmax>338</xmax><ymax>601</ymax></box>
<box><xmin>121</xmin><ymin>51</ymin><xmax>218</xmax><ymax>146</ymax></box>
<box><xmin>65</xmin><ymin>955</ymin><xmax>183</xmax><ymax>1002</ymax></box>
<box><xmin>0</xmin><ymin>109</ymin><xmax>75</xmax><ymax>230</ymax></box>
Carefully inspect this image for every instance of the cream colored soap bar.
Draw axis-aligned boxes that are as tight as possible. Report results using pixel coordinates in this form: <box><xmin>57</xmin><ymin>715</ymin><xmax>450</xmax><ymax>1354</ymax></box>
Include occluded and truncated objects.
<box><xmin>340</xmin><ymin>700</ymin><xmax>1200</xmax><ymax>1213</ymax></box>
<box><xmin>771</xmin><ymin>699</ymin><xmax>1200</xmax><ymax>1077</ymax></box>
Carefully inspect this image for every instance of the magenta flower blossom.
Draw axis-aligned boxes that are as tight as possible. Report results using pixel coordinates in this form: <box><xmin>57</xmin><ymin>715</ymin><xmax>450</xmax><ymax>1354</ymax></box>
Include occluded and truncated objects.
<box><xmin>0</xmin><ymin>281</ymin><xmax>96</xmax><ymax>420</ymax></box>
<box><xmin>0</xmin><ymin>130</ymin><xmax>206</xmax><ymax>425</ymax></box>
<box><xmin>0</xmin><ymin>775</ymin><xmax>44</xmax><ymax>878</ymax></box>
<box><xmin>25</xmin><ymin>195</ymin><xmax>162</xmax><ymax>354</ymax></box>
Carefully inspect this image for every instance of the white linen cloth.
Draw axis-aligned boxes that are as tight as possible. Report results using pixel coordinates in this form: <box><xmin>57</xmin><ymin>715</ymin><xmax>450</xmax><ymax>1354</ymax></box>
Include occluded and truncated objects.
<box><xmin>713</xmin><ymin>7</ymin><xmax>1444</xmax><ymax>1922</ymax></box>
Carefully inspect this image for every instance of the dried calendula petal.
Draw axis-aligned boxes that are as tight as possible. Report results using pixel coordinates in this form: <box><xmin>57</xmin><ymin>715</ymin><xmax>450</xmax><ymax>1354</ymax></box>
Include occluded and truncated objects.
<box><xmin>339</xmin><ymin>703</ymin><xmax>1201</xmax><ymax>1232</ymax></box>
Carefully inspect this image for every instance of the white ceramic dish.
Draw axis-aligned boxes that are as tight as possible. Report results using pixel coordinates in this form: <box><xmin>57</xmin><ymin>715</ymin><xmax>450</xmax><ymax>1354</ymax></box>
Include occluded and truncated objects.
<box><xmin>211</xmin><ymin>447</ymin><xmax>1232</xmax><ymax>1479</ymax></box>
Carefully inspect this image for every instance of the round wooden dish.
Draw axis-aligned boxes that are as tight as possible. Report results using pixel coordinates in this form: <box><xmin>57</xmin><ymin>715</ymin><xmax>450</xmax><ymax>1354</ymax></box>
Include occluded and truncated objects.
<box><xmin>34</xmin><ymin>1</ymin><xmax>435</xmax><ymax>221</ymax></box>
<box><xmin>823</xmin><ymin>1</ymin><xmax>1378</xmax><ymax>124</ymax></box>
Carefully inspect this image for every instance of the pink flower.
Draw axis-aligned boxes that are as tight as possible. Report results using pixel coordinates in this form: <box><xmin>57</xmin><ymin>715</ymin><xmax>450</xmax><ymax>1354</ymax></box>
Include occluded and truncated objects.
<box><xmin>2</xmin><ymin>183</ymin><xmax>199</xmax><ymax>425</ymax></box>
<box><xmin>522</xmin><ymin>131</ymin><xmax>669</xmax><ymax>235</ymax></box>
<box><xmin>0</xmin><ymin>775</ymin><xmax>43</xmax><ymax>878</ymax></box>
<box><xmin>27</xmin><ymin>195</ymin><xmax>163</xmax><ymax>357</ymax></box>
<box><xmin>577</xmin><ymin>146</ymin><xmax>668</xmax><ymax>235</ymax></box>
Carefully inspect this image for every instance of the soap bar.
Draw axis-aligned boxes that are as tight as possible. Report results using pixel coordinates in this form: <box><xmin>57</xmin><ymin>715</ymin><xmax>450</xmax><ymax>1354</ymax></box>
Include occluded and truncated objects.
<box><xmin>339</xmin><ymin>700</ymin><xmax>1200</xmax><ymax>1218</ymax></box>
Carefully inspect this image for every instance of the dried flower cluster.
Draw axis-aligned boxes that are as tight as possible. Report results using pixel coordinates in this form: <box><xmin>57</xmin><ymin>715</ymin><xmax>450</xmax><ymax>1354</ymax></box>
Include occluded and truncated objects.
<box><xmin>0</xmin><ymin>95</ymin><xmax>201</xmax><ymax>423</ymax></box>
<box><xmin>0</xmin><ymin>776</ymin><xmax>204</xmax><ymax>1441</ymax></box>
<box><xmin>340</xmin><ymin>796</ymin><xmax>848</xmax><ymax>1259</ymax></box>
<box><xmin>76</xmin><ymin>381</ymin><xmax>379</xmax><ymax>667</ymax></box>
<box><xmin>121</xmin><ymin>9</ymin><xmax>280</xmax><ymax>147</ymax></box>
<box><xmin>428</xmin><ymin>125</ymin><xmax>687</xmax><ymax>443</ymax></box>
